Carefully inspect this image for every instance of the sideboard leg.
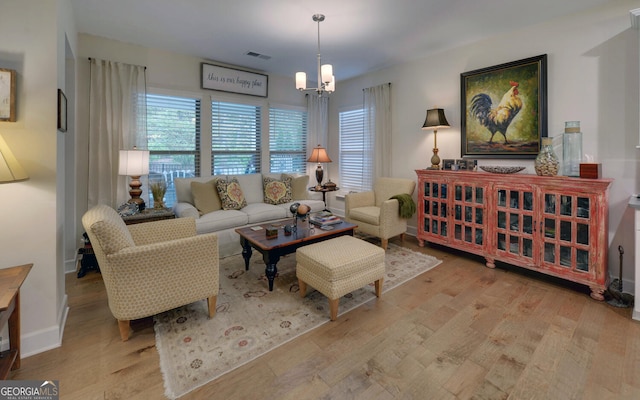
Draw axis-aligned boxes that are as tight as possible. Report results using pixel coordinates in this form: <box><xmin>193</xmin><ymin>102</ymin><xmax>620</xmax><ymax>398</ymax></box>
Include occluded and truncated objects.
<box><xmin>418</xmin><ymin>239</ymin><xmax>425</xmax><ymax>247</ymax></box>
<box><xmin>589</xmin><ymin>286</ymin><xmax>605</xmax><ymax>301</ymax></box>
<box><xmin>485</xmin><ymin>258</ymin><xmax>496</xmax><ymax>269</ymax></box>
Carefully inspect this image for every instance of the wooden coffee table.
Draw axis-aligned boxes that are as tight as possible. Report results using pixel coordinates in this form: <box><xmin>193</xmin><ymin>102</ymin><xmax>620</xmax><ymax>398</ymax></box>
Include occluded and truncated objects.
<box><xmin>235</xmin><ymin>218</ymin><xmax>357</xmax><ymax>291</ymax></box>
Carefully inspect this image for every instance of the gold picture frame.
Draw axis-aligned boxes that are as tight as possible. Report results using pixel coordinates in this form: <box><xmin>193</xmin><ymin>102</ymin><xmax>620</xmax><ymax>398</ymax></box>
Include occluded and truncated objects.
<box><xmin>0</xmin><ymin>68</ymin><xmax>16</xmax><ymax>122</ymax></box>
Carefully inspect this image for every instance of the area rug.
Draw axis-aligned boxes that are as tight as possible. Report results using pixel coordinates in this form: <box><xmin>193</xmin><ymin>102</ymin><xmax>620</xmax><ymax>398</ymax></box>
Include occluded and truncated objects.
<box><xmin>154</xmin><ymin>243</ymin><xmax>442</xmax><ymax>399</ymax></box>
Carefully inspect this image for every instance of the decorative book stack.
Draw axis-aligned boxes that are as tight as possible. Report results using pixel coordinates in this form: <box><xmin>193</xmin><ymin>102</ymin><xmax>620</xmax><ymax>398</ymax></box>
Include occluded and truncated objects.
<box><xmin>309</xmin><ymin>211</ymin><xmax>342</xmax><ymax>228</ymax></box>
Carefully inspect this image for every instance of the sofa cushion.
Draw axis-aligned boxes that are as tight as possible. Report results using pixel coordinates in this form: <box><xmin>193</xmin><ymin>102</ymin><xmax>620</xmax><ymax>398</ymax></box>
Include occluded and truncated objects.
<box><xmin>216</xmin><ymin>177</ymin><xmax>247</xmax><ymax>210</ymax></box>
<box><xmin>232</xmin><ymin>173</ymin><xmax>264</xmax><ymax>204</ymax></box>
<box><xmin>242</xmin><ymin>203</ymin><xmax>288</xmax><ymax>224</ymax></box>
<box><xmin>263</xmin><ymin>176</ymin><xmax>292</xmax><ymax>205</ymax></box>
<box><xmin>197</xmin><ymin>209</ymin><xmax>249</xmax><ymax>232</ymax></box>
<box><xmin>175</xmin><ymin>175</ymin><xmax>227</xmax><ymax>205</ymax></box>
<box><xmin>191</xmin><ymin>179</ymin><xmax>222</xmax><ymax>215</ymax></box>
<box><xmin>349</xmin><ymin>206</ymin><xmax>380</xmax><ymax>226</ymax></box>
<box><xmin>283</xmin><ymin>174</ymin><xmax>309</xmax><ymax>200</ymax></box>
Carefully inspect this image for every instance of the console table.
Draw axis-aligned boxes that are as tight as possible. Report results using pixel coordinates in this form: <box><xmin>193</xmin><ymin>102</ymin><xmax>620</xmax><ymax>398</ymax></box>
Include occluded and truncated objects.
<box><xmin>0</xmin><ymin>263</ymin><xmax>32</xmax><ymax>378</ymax></box>
<box><xmin>416</xmin><ymin>169</ymin><xmax>612</xmax><ymax>300</ymax></box>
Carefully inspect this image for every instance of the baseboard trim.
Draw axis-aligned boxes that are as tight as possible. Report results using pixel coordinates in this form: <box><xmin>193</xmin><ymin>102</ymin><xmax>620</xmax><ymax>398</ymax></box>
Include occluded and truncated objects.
<box><xmin>20</xmin><ymin>294</ymin><xmax>68</xmax><ymax>358</ymax></box>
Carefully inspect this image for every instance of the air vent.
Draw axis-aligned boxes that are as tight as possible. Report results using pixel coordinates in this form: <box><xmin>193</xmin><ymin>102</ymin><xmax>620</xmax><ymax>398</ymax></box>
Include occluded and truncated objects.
<box><xmin>246</xmin><ymin>51</ymin><xmax>271</xmax><ymax>60</ymax></box>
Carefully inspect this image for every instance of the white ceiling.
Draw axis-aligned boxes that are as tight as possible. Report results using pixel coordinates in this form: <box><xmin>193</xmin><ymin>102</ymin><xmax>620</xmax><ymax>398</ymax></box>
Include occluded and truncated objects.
<box><xmin>70</xmin><ymin>0</ymin><xmax>614</xmax><ymax>82</ymax></box>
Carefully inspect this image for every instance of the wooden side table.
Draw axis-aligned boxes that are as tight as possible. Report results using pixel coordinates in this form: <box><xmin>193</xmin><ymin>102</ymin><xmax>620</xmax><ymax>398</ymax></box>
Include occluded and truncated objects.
<box><xmin>0</xmin><ymin>263</ymin><xmax>32</xmax><ymax>378</ymax></box>
<box><xmin>309</xmin><ymin>186</ymin><xmax>339</xmax><ymax>209</ymax></box>
<box><xmin>121</xmin><ymin>208</ymin><xmax>175</xmax><ymax>225</ymax></box>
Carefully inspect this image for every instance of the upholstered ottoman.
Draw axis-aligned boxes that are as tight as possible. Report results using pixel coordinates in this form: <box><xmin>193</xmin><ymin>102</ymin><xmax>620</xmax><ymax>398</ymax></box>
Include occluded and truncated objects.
<box><xmin>296</xmin><ymin>235</ymin><xmax>385</xmax><ymax>321</ymax></box>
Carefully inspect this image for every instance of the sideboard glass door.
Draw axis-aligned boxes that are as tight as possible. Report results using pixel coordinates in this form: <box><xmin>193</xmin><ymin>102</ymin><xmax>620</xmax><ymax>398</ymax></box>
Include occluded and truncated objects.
<box><xmin>494</xmin><ymin>185</ymin><xmax>535</xmax><ymax>264</ymax></box>
<box><xmin>540</xmin><ymin>191</ymin><xmax>595</xmax><ymax>278</ymax></box>
<box><xmin>421</xmin><ymin>179</ymin><xmax>449</xmax><ymax>241</ymax></box>
<box><xmin>451</xmin><ymin>182</ymin><xmax>486</xmax><ymax>251</ymax></box>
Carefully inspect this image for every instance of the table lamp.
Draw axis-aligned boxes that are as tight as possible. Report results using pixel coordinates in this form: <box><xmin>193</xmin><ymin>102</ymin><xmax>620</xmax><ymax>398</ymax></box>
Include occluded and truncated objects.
<box><xmin>0</xmin><ymin>134</ymin><xmax>28</xmax><ymax>183</ymax></box>
<box><xmin>307</xmin><ymin>144</ymin><xmax>332</xmax><ymax>189</ymax></box>
<box><xmin>119</xmin><ymin>147</ymin><xmax>150</xmax><ymax>210</ymax></box>
<box><xmin>421</xmin><ymin>108</ymin><xmax>450</xmax><ymax>169</ymax></box>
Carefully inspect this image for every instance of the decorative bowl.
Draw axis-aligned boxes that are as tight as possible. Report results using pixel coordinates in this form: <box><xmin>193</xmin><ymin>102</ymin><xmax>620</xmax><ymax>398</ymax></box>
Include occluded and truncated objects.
<box><xmin>479</xmin><ymin>166</ymin><xmax>526</xmax><ymax>174</ymax></box>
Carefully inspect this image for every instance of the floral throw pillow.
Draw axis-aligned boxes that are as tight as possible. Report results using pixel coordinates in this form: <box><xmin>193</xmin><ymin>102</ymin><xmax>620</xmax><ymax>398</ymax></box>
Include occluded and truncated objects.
<box><xmin>263</xmin><ymin>176</ymin><xmax>292</xmax><ymax>205</ymax></box>
<box><xmin>216</xmin><ymin>177</ymin><xmax>247</xmax><ymax>210</ymax></box>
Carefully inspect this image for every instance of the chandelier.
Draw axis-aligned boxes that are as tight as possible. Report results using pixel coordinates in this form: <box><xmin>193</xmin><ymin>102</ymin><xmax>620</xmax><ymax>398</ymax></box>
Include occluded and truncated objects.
<box><xmin>295</xmin><ymin>14</ymin><xmax>335</xmax><ymax>96</ymax></box>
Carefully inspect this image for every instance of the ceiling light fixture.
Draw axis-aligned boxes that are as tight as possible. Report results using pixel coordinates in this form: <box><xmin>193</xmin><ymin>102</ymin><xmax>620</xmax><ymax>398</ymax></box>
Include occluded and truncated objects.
<box><xmin>295</xmin><ymin>14</ymin><xmax>335</xmax><ymax>96</ymax></box>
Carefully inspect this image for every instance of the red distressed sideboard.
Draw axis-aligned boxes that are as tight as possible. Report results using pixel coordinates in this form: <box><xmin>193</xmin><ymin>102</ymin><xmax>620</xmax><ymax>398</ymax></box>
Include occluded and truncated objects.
<box><xmin>415</xmin><ymin>169</ymin><xmax>613</xmax><ymax>300</ymax></box>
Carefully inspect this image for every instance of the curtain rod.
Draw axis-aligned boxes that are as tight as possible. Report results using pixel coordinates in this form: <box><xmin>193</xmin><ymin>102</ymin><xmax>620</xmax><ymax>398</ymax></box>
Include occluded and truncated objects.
<box><xmin>87</xmin><ymin>57</ymin><xmax>147</xmax><ymax>70</ymax></box>
<box><xmin>362</xmin><ymin>82</ymin><xmax>391</xmax><ymax>91</ymax></box>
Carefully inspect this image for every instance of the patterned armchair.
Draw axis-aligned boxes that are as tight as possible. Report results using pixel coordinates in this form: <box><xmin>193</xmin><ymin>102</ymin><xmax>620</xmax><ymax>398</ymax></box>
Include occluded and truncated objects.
<box><xmin>82</xmin><ymin>204</ymin><xmax>219</xmax><ymax>341</ymax></box>
<box><xmin>345</xmin><ymin>177</ymin><xmax>416</xmax><ymax>250</ymax></box>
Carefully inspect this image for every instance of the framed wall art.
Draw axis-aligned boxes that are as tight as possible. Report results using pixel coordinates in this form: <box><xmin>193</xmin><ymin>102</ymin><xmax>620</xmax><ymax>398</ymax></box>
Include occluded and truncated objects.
<box><xmin>201</xmin><ymin>63</ymin><xmax>268</xmax><ymax>97</ymax></box>
<box><xmin>57</xmin><ymin>89</ymin><xmax>67</xmax><ymax>132</ymax></box>
<box><xmin>460</xmin><ymin>54</ymin><xmax>547</xmax><ymax>159</ymax></box>
<box><xmin>0</xmin><ymin>68</ymin><xmax>16</xmax><ymax>122</ymax></box>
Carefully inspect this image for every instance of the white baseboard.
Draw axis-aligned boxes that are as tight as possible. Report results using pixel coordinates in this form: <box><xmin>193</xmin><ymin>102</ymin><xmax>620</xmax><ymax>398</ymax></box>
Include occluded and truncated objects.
<box><xmin>20</xmin><ymin>294</ymin><xmax>68</xmax><ymax>358</ymax></box>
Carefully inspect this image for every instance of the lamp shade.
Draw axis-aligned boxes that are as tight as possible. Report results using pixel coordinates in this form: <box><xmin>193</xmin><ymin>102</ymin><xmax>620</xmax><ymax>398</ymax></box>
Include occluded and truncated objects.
<box><xmin>0</xmin><ymin>134</ymin><xmax>28</xmax><ymax>183</ymax></box>
<box><xmin>422</xmin><ymin>108</ymin><xmax>450</xmax><ymax>130</ymax></box>
<box><xmin>307</xmin><ymin>145</ymin><xmax>332</xmax><ymax>163</ymax></box>
<box><xmin>118</xmin><ymin>148</ymin><xmax>150</xmax><ymax>176</ymax></box>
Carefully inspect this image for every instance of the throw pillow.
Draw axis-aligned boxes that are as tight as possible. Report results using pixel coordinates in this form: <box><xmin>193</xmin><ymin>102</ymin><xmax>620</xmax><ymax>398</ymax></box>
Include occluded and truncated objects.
<box><xmin>191</xmin><ymin>179</ymin><xmax>222</xmax><ymax>215</ymax></box>
<box><xmin>216</xmin><ymin>177</ymin><xmax>247</xmax><ymax>210</ymax></box>
<box><xmin>283</xmin><ymin>174</ymin><xmax>309</xmax><ymax>200</ymax></box>
<box><xmin>263</xmin><ymin>176</ymin><xmax>292</xmax><ymax>205</ymax></box>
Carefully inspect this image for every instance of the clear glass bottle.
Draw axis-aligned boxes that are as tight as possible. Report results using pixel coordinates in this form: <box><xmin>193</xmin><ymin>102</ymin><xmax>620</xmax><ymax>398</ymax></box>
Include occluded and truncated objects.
<box><xmin>535</xmin><ymin>137</ymin><xmax>559</xmax><ymax>176</ymax></box>
<box><xmin>563</xmin><ymin>121</ymin><xmax>582</xmax><ymax>177</ymax></box>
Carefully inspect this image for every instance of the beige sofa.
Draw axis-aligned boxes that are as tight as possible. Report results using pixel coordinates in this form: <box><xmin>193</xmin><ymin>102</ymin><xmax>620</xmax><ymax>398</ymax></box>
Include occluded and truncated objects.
<box><xmin>173</xmin><ymin>173</ymin><xmax>325</xmax><ymax>257</ymax></box>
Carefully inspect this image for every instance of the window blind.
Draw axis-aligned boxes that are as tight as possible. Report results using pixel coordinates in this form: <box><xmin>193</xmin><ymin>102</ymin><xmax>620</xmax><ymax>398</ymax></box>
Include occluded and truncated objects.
<box><xmin>211</xmin><ymin>100</ymin><xmax>262</xmax><ymax>175</ymax></box>
<box><xmin>269</xmin><ymin>107</ymin><xmax>308</xmax><ymax>173</ymax></box>
<box><xmin>146</xmin><ymin>93</ymin><xmax>201</xmax><ymax>207</ymax></box>
<box><xmin>339</xmin><ymin>108</ymin><xmax>367</xmax><ymax>191</ymax></box>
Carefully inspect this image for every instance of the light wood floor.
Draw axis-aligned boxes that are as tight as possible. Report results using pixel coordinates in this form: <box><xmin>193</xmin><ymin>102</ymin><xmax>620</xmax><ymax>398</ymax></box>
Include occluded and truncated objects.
<box><xmin>12</xmin><ymin>236</ymin><xmax>640</xmax><ymax>399</ymax></box>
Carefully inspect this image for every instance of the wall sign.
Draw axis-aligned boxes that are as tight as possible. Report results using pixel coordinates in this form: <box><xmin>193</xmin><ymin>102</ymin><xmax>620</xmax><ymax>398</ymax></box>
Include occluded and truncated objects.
<box><xmin>201</xmin><ymin>63</ymin><xmax>268</xmax><ymax>97</ymax></box>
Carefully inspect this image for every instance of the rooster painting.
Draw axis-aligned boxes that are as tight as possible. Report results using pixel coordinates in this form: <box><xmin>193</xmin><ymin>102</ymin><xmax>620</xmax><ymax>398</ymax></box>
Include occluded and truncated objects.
<box><xmin>470</xmin><ymin>81</ymin><xmax>522</xmax><ymax>144</ymax></box>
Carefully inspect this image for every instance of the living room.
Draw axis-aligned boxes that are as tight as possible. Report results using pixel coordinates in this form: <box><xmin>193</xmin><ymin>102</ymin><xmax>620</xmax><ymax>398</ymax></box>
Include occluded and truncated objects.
<box><xmin>1</xmin><ymin>0</ymin><xmax>639</xmax><ymax>398</ymax></box>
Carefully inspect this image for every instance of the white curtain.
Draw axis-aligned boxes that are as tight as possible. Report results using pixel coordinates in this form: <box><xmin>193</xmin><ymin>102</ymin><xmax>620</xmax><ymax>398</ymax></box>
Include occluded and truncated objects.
<box><xmin>88</xmin><ymin>58</ymin><xmax>147</xmax><ymax>208</ymax></box>
<box><xmin>363</xmin><ymin>83</ymin><xmax>391</xmax><ymax>188</ymax></box>
<box><xmin>306</xmin><ymin>94</ymin><xmax>329</xmax><ymax>175</ymax></box>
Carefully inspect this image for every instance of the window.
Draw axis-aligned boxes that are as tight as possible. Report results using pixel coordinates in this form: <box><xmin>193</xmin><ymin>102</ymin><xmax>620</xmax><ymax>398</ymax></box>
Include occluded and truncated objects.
<box><xmin>269</xmin><ymin>107</ymin><xmax>307</xmax><ymax>173</ymax></box>
<box><xmin>211</xmin><ymin>100</ymin><xmax>261</xmax><ymax>175</ymax></box>
<box><xmin>147</xmin><ymin>93</ymin><xmax>201</xmax><ymax>207</ymax></box>
<box><xmin>339</xmin><ymin>108</ymin><xmax>369</xmax><ymax>191</ymax></box>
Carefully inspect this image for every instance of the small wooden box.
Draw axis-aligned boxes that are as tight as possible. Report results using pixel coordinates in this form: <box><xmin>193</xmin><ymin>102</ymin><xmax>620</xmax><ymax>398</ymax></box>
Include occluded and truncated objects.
<box><xmin>579</xmin><ymin>163</ymin><xmax>601</xmax><ymax>179</ymax></box>
<box><xmin>266</xmin><ymin>226</ymin><xmax>278</xmax><ymax>239</ymax></box>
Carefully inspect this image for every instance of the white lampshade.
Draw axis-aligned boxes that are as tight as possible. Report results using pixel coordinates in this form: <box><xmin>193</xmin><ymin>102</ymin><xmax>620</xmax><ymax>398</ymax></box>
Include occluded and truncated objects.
<box><xmin>0</xmin><ymin>134</ymin><xmax>28</xmax><ymax>183</ymax></box>
<box><xmin>326</xmin><ymin>75</ymin><xmax>336</xmax><ymax>92</ymax></box>
<box><xmin>295</xmin><ymin>72</ymin><xmax>307</xmax><ymax>90</ymax></box>
<box><xmin>119</xmin><ymin>148</ymin><xmax>149</xmax><ymax>176</ymax></box>
<box><xmin>321</xmin><ymin>64</ymin><xmax>333</xmax><ymax>83</ymax></box>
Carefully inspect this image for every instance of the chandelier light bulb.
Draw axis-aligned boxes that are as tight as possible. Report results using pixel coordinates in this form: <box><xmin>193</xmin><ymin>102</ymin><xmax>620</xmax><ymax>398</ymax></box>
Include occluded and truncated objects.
<box><xmin>321</xmin><ymin>64</ymin><xmax>333</xmax><ymax>83</ymax></box>
<box><xmin>295</xmin><ymin>72</ymin><xmax>307</xmax><ymax>90</ymax></box>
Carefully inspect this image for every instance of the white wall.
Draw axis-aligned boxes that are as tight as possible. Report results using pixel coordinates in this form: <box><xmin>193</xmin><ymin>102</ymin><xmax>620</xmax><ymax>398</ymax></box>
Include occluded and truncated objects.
<box><xmin>329</xmin><ymin>1</ymin><xmax>639</xmax><ymax>290</ymax></box>
<box><xmin>0</xmin><ymin>0</ymin><xmax>76</xmax><ymax>357</ymax></box>
<box><xmin>75</xmin><ymin>34</ymin><xmax>308</xmax><ymax>240</ymax></box>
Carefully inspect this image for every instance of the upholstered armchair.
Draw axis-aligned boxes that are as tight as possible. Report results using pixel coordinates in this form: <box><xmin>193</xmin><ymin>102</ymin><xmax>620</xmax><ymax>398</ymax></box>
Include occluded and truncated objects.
<box><xmin>345</xmin><ymin>177</ymin><xmax>416</xmax><ymax>250</ymax></box>
<box><xmin>82</xmin><ymin>204</ymin><xmax>219</xmax><ymax>341</ymax></box>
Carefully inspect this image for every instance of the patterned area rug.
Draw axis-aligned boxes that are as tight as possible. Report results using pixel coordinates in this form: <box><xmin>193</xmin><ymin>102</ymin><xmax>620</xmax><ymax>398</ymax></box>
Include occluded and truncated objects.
<box><xmin>154</xmin><ymin>243</ymin><xmax>442</xmax><ymax>399</ymax></box>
